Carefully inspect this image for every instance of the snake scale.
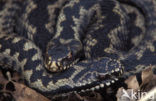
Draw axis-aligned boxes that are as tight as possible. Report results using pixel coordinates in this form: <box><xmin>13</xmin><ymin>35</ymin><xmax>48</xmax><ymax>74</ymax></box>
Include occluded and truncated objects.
<box><xmin>0</xmin><ymin>0</ymin><xmax>156</xmax><ymax>98</ymax></box>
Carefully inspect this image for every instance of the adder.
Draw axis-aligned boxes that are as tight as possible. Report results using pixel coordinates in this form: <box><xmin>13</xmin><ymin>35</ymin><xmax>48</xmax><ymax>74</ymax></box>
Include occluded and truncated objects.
<box><xmin>0</xmin><ymin>0</ymin><xmax>156</xmax><ymax>98</ymax></box>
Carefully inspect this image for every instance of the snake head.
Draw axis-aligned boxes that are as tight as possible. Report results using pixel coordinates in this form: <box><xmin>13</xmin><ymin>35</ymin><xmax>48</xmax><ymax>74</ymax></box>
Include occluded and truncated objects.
<box><xmin>45</xmin><ymin>39</ymin><xmax>82</xmax><ymax>72</ymax></box>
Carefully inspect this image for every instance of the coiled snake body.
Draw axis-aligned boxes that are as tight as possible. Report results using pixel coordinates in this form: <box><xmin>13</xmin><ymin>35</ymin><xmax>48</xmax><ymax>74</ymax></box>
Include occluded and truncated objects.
<box><xmin>0</xmin><ymin>0</ymin><xmax>156</xmax><ymax>98</ymax></box>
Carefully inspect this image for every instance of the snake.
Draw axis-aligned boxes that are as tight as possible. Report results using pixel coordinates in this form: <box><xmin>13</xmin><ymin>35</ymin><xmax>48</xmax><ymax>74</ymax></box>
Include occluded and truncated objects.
<box><xmin>0</xmin><ymin>0</ymin><xmax>156</xmax><ymax>99</ymax></box>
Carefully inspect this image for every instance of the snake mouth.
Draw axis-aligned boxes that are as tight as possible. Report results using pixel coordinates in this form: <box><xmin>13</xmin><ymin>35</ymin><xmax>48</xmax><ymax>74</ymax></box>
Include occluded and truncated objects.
<box><xmin>45</xmin><ymin>52</ymin><xmax>79</xmax><ymax>72</ymax></box>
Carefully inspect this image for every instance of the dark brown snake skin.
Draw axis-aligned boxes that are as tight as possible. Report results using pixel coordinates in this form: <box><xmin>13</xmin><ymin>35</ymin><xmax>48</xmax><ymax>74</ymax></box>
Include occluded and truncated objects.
<box><xmin>0</xmin><ymin>0</ymin><xmax>156</xmax><ymax>98</ymax></box>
